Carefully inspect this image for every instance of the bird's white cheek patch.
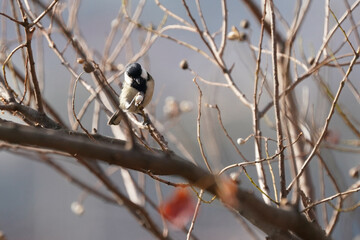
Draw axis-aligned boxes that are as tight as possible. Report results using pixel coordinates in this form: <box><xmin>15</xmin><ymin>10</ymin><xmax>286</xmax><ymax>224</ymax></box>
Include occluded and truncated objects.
<box><xmin>125</xmin><ymin>74</ymin><xmax>133</xmax><ymax>85</ymax></box>
<box><xmin>141</xmin><ymin>66</ymin><xmax>148</xmax><ymax>79</ymax></box>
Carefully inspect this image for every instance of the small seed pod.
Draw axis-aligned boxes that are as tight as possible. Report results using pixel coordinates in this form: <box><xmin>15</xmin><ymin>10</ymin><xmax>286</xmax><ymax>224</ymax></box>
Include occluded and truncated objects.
<box><xmin>238</xmin><ymin>32</ymin><xmax>247</xmax><ymax>41</ymax></box>
<box><xmin>76</xmin><ymin>58</ymin><xmax>85</xmax><ymax>64</ymax></box>
<box><xmin>83</xmin><ymin>61</ymin><xmax>95</xmax><ymax>73</ymax></box>
<box><xmin>179</xmin><ymin>59</ymin><xmax>188</xmax><ymax>70</ymax></box>
<box><xmin>227</xmin><ymin>26</ymin><xmax>241</xmax><ymax>41</ymax></box>
<box><xmin>349</xmin><ymin>167</ymin><xmax>359</xmax><ymax>178</ymax></box>
<box><xmin>308</xmin><ymin>57</ymin><xmax>315</xmax><ymax>65</ymax></box>
<box><xmin>111</xmin><ymin>19</ymin><xmax>119</xmax><ymax>28</ymax></box>
<box><xmin>227</xmin><ymin>31</ymin><xmax>239</xmax><ymax>40</ymax></box>
<box><xmin>240</xmin><ymin>19</ymin><xmax>250</xmax><ymax>29</ymax></box>
<box><xmin>71</xmin><ymin>201</ymin><xmax>85</xmax><ymax>216</ymax></box>
<box><xmin>237</xmin><ymin>138</ymin><xmax>245</xmax><ymax>145</ymax></box>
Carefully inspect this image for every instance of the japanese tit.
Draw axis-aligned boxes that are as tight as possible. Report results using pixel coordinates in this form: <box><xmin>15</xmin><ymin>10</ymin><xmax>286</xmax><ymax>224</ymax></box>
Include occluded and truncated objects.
<box><xmin>108</xmin><ymin>62</ymin><xmax>154</xmax><ymax>125</ymax></box>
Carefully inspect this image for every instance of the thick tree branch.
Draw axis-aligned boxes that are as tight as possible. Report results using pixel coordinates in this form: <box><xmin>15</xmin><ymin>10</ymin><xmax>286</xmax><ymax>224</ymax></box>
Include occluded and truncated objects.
<box><xmin>0</xmin><ymin>120</ymin><xmax>329</xmax><ymax>240</ymax></box>
<box><xmin>0</xmin><ymin>103</ymin><xmax>61</xmax><ymax>129</ymax></box>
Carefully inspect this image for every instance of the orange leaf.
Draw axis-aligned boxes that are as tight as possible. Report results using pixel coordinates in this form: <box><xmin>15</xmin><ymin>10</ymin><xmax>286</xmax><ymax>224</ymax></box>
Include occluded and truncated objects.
<box><xmin>159</xmin><ymin>188</ymin><xmax>196</xmax><ymax>228</ymax></box>
<box><xmin>217</xmin><ymin>178</ymin><xmax>239</xmax><ymax>208</ymax></box>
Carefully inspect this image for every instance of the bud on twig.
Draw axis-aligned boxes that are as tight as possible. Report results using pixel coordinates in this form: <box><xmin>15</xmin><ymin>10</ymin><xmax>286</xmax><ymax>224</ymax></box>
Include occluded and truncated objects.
<box><xmin>349</xmin><ymin>166</ymin><xmax>359</xmax><ymax>178</ymax></box>
<box><xmin>179</xmin><ymin>59</ymin><xmax>188</xmax><ymax>70</ymax></box>
<box><xmin>77</xmin><ymin>58</ymin><xmax>95</xmax><ymax>73</ymax></box>
<box><xmin>83</xmin><ymin>61</ymin><xmax>95</xmax><ymax>73</ymax></box>
<box><xmin>237</xmin><ymin>138</ymin><xmax>245</xmax><ymax>145</ymax></box>
<box><xmin>227</xmin><ymin>26</ymin><xmax>247</xmax><ymax>41</ymax></box>
<box><xmin>71</xmin><ymin>201</ymin><xmax>85</xmax><ymax>216</ymax></box>
<box><xmin>240</xmin><ymin>19</ymin><xmax>250</xmax><ymax>29</ymax></box>
<box><xmin>227</xmin><ymin>26</ymin><xmax>240</xmax><ymax>40</ymax></box>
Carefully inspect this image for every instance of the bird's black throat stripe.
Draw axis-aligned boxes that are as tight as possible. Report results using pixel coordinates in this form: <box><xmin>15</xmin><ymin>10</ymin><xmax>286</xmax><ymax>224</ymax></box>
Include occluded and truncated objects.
<box><xmin>131</xmin><ymin>78</ymin><xmax>147</xmax><ymax>93</ymax></box>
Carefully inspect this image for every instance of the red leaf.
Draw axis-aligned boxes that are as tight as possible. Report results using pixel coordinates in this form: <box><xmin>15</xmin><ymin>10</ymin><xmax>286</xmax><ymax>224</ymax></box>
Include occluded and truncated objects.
<box><xmin>159</xmin><ymin>188</ymin><xmax>196</xmax><ymax>228</ymax></box>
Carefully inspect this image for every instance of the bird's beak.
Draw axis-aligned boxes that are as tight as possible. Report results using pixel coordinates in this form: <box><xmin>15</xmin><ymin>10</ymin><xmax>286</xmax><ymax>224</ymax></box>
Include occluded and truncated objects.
<box><xmin>135</xmin><ymin>78</ymin><xmax>141</xmax><ymax>85</ymax></box>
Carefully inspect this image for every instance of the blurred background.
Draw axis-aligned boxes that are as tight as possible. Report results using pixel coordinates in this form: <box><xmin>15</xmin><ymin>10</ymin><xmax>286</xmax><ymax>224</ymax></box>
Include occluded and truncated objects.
<box><xmin>1</xmin><ymin>0</ymin><xmax>360</xmax><ymax>239</ymax></box>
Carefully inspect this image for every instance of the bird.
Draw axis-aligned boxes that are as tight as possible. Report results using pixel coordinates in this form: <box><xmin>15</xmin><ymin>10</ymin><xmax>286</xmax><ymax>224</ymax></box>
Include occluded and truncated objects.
<box><xmin>108</xmin><ymin>62</ymin><xmax>154</xmax><ymax>125</ymax></box>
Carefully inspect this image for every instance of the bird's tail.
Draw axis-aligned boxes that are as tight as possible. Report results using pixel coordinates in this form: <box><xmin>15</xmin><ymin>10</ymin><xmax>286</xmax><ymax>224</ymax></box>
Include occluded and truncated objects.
<box><xmin>108</xmin><ymin>109</ymin><xmax>123</xmax><ymax>125</ymax></box>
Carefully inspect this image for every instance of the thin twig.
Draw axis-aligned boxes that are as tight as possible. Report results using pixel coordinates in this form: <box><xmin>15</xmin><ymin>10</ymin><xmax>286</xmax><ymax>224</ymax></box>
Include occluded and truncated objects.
<box><xmin>0</xmin><ymin>143</ymin><xmax>119</xmax><ymax>205</ymax></box>
<box><xmin>264</xmin><ymin>138</ymin><xmax>279</xmax><ymax>203</ymax></box>
<box><xmin>302</xmin><ymin>186</ymin><xmax>360</xmax><ymax>213</ymax></box>
<box><xmin>186</xmin><ymin>190</ymin><xmax>203</xmax><ymax>240</ymax></box>
<box><xmin>287</xmin><ymin>48</ymin><xmax>360</xmax><ymax>192</ymax></box>
<box><xmin>42</xmin><ymin>156</ymin><xmax>118</xmax><ymax>205</ymax></box>
<box><xmin>2</xmin><ymin>43</ymin><xmax>26</xmax><ymax>99</ymax></box>
<box><xmin>316</xmin><ymin>153</ymin><xmax>342</xmax><ymax>235</ymax></box>
<box><xmin>195</xmin><ymin>0</ymin><xmax>210</xmax><ymax>34</ymax></box>
<box><xmin>0</xmin><ymin>12</ymin><xmax>24</xmax><ymax>25</ymax></box>
<box><xmin>252</xmin><ymin>0</ymin><xmax>269</xmax><ymax>204</ymax></box>
<box><xmin>121</xmin><ymin>5</ymin><xmax>217</xmax><ymax>66</ymax></box>
<box><xmin>155</xmin><ymin>0</ymin><xmax>192</xmax><ymax>27</ymax></box>
<box><xmin>72</xmin><ymin>72</ymin><xmax>95</xmax><ymax>140</ymax></box>
<box><xmin>218</xmin><ymin>0</ymin><xmax>228</xmax><ymax>57</ymax></box>
<box><xmin>107</xmin><ymin>0</ymin><xmax>146</xmax><ymax>65</ymax></box>
<box><xmin>193</xmin><ymin>78</ymin><xmax>212</xmax><ymax>172</ymax></box>
<box><xmin>19</xmin><ymin>55</ymin><xmax>29</xmax><ymax>104</ymax></box>
<box><xmin>78</xmin><ymin>156</ymin><xmax>167</xmax><ymax>239</ymax></box>
<box><xmin>147</xmin><ymin>171</ymin><xmax>189</xmax><ymax>188</ymax></box>
<box><xmin>219</xmin><ymin>133</ymin><xmax>302</xmax><ymax>175</ymax></box>
<box><xmin>181</xmin><ymin>0</ymin><xmax>224</xmax><ymax>70</ymax></box>
<box><xmin>318</xmin><ymin>163</ymin><xmax>328</xmax><ymax>228</ymax></box>
<box><xmin>206</xmin><ymin>104</ymin><xmax>248</xmax><ymax>162</ymax></box>
<box><xmin>242</xmin><ymin>166</ymin><xmax>279</xmax><ymax>205</ymax></box>
<box><xmin>29</xmin><ymin>0</ymin><xmax>58</xmax><ymax>27</ymax></box>
<box><xmin>343</xmin><ymin>0</ymin><xmax>360</xmax><ymax>46</ymax></box>
<box><xmin>189</xmin><ymin>68</ymin><xmax>229</xmax><ymax>87</ymax></box>
<box><xmin>328</xmin><ymin>8</ymin><xmax>356</xmax><ymax>54</ymax></box>
<box><xmin>16</xmin><ymin>3</ymin><xmax>45</xmax><ymax>113</ymax></box>
<box><xmin>314</xmin><ymin>0</ymin><xmax>360</xmax><ymax>64</ymax></box>
<box><xmin>269</xmin><ymin>0</ymin><xmax>286</xmax><ymax>199</ymax></box>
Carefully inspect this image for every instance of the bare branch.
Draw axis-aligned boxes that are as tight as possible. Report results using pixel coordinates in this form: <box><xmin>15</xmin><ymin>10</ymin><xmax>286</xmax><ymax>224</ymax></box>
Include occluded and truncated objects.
<box><xmin>218</xmin><ymin>0</ymin><xmax>228</xmax><ymax>57</ymax></box>
<box><xmin>287</xmin><ymin>49</ymin><xmax>360</xmax><ymax>192</ymax></box>
<box><xmin>0</xmin><ymin>120</ymin><xmax>330</xmax><ymax>239</ymax></box>
<box><xmin>269</xmin><ymin>0</ymin><xmax>286</xmax><ymax>198</ymax></box>
<box><xmin>193</xmin><ymin>78</ymin><xmax>212</xmax><ymax>172</ymax></box>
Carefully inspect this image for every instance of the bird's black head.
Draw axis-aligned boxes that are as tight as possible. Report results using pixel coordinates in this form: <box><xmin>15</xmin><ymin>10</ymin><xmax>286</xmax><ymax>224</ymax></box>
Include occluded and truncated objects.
<box><xmin>125</xmin><ymin>63</ymin><xmax>148</xmax><ymax>93</ymax></box>
<box><xmin>126</xmin><ymin>63</ymin><xmax>142</xmax><ymax>78</ymax></box>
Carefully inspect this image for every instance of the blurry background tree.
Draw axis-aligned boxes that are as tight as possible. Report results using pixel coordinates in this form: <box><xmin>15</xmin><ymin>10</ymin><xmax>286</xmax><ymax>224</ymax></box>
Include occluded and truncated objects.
<box><xmin>1</xmin><ymin>0</ymin><xmax>360</xmax><ymax>239</ymax></box>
